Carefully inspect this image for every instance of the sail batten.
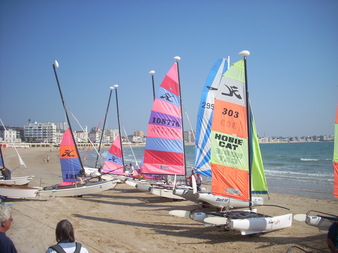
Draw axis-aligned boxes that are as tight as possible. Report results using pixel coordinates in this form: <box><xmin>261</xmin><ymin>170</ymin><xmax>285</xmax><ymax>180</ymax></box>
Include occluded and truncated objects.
<box><xmin>141</xmin><ymin>62</ymin><xmax>185</xmax><ymax>176</ymax></box>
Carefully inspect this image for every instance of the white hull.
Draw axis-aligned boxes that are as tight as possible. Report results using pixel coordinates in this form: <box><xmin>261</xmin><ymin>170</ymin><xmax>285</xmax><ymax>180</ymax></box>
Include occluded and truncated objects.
<box><xmin>230</xmin><ymin>213</ymin><xmax>293</xmax><ymax>235</ymax></box>
<box><xmin>305</xmin><ymin>215</ymin><xmax>334</xmax><ymax>233</ymax></box>
<box><xmin>0</xmin><ymin>175</ymin><xmax>34</xmax><ymax>186</ymax></box>
<box><xmin>0</xmin><ymin>186</ymin><xmax>39</xmax><ymax>199</ymax></box>
<box><xmin>38</xmin><ymin>180</ymin><xmax>117</xmax><ymax>197</ymax></box>
<box><xmin>198</xmin><ymin>192</ymin><xmax>264</xmax><ymax>209</ymax></box>
<box><xmin>150</xmin><ymin>186</ymin><xmax>185</xmax><ymax>200</ymax></box>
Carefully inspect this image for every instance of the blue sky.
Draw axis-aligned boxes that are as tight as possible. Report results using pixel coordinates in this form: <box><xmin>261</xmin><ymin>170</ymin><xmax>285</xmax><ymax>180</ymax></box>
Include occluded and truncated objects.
<box><xmin>0</xmin><ymin>0</ymin><xmax>337</xmax><ymax>137</ymax></box>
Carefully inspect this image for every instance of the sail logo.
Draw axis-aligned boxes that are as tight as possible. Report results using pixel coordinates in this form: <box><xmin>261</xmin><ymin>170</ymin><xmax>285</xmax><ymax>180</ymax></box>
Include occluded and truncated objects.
<box><xmin>214</xmin><ymin>133</ymin><xmax>243</xmax><ymax>150</ymax></box>
<box><xmin>221</xmin><ymin>85</ymin><xmax>242</xmax><ymax>100</ymax></box>
<box><xmin>61</xmin><ymin>149</ymin><xmax>75</xmax><ymax>157</ymax></box>
<box><xmin>160</xmin><ymin>93</ymin><xmax>174</xmax><ymax>102</ymax></box>
<box><xmin>108</xmin><ymin>156</ymin><xmax>117</xmax><ymax>162</ymax></box>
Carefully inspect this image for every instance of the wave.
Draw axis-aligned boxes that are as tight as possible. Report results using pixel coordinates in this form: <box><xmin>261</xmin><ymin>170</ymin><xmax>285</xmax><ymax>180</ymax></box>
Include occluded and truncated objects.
<box><xmin>300</xmin><ymin>158</ymin><xmax>319</xmax><ymax>162</ymax></box>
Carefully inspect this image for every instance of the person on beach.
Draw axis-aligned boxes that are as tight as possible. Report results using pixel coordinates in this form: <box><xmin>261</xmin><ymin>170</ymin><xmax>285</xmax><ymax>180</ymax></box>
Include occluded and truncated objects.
<box><xmin>328</xmin><ymin>220</ymin><xmax>338</xmax><ymax>253</ymax></box>
<box><xmin>186</xmin><ymin>170</ymin><xmax>202</xmax><ymax>191</ymax></box>
<box><xmin>46</xmin><ymin>219</ymin><xmax>88</xmax><ymax>253</ymax></box>
<box><xmin>0</xmin><ymin>204</ymin><xmax>17</xmax><ymax>253</ymax></box>
<box><xmin>0</xmin><ymin>167</ymin><xmax>11</xmax><ymax>180</ymax></box>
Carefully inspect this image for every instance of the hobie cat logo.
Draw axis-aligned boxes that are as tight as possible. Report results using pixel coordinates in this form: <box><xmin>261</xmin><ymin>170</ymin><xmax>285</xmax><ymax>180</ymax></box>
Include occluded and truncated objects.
<box><xmin>160</xmin><ymin>93</ymin><xmax>174</xmax><ymax>102</ymax></box>
<box><xmin>62</xmin><ymin>149</ymin><xmax>75</xmax><ymax>157</ymax></box>
<box><xmin>222</xmin><ymin>85</ymin><xmax>242</xmax><ymax>100</ymax></box>
<box><xmin>109</xmin><ymin>156</ymin><xmax>117</xmax><ymax>162</ymax></box>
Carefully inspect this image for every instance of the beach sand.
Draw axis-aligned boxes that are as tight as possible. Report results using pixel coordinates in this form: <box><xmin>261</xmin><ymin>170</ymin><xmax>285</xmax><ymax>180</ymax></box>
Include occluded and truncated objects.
<box><xmin>1</xmin><ymin>147</ymin><xmax>337</xmax><ymax>253</ymax></box>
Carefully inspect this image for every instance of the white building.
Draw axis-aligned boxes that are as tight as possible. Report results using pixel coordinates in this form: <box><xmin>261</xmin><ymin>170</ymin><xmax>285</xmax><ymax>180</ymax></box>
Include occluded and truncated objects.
<box><xmin>0</xmin><ymin>128</ymin><xmax>21</xmax><ymax>143</ymax></box>
<box><xmin>24</xmin><ymin>122</ymin><xmax>57</xmax><ymax>143</ymax></box>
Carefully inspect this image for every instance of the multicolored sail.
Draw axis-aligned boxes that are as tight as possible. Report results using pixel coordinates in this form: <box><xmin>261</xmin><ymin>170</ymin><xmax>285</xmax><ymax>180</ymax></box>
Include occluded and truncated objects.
<box><xmin>194</xmin><ymin>58</ymin><xmax>229</xmax><ymax>178</ymax></box>
<box><xmin>333</xmin><ymin>104</ymin><xmax>338</xmax><ymax>198</ymax></box>
<box><xmin>140</xmin><ymin>62</ymin><xmax>185</xmax><ymax>175</ymax></box>
<box><xmin>59</xmin><ymin>128</ymin><xmax>82</xmax><ymax>183</ymax></box>
<box><xmin>210</xmin><ymin>59</ymin><xmax>268</xmax><ymax>201</ymax></box>
<box><xmin>0</xmin><ymin>146</ymin><xmax>5</xmax><ymax>168</ymax></box>
<box><xmin>101</xmin><ymin>136</ymin><xmax>125</xmax><ymax>175</ymax></box>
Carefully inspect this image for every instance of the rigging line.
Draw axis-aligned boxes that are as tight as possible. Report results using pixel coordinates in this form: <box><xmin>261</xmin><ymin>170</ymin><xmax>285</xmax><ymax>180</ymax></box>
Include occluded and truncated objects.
<box><xmin>70</xmin><ymin>112</ymin><xmax>101</xmax><ymax>163</ymax></box>
<box><xmin>122</xmin><ymin>125</ymin><xmax>139</xmax><ymax>168</ymax></box>
<box><xmin>0</xmin><ymin>118</ymin><xmax>27</xmax><ymax>169</ymax></box>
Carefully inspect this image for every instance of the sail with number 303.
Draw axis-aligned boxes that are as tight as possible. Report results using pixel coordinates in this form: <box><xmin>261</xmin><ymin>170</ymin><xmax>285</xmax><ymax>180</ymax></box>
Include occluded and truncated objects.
<box><xmin>334</xmin><ymin>104</ymin><xmax>338</xmax><ymax>198</ymax></box>
<box><xmin>194</xmin><ymin>58</ymin><xmax>229</xmax><ymax>178</ymax></box>
<box><xmin>140</xmin><ymin>62</ymin><xmax>185</xmax><ymax>176</ymax></box>
<box><xmin>210</xmin><ymin>59</ymin><xmax>268</xmax><ymax>202</ymax></box>
<box><xmin>59</xmin><ymin>128</ymin><xmax>82</xmax><ymax>184</ymax></box>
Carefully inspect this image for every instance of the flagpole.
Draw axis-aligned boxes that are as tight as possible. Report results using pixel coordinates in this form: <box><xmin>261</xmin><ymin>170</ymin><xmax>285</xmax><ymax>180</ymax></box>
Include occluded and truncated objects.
<box><xmin>174</xmin><ymin>56</ymin><xmax>187</xmax><ymax>178</ymax></box>
<box><xmin>95</xmin><ymin>86</ymin><xmax>114</xmax><ymax>168</ymax></box>
<box><xmin>113</xmin><ymin>84</ymin><xmax>125</xmax><ymax>168</ymax></box>
<box><xmin>149</xmin><ymin>70</ymin><xmax>156</xmax><ymax>100</ymax></box>
<box><xmin>238</xmin><ymin>50</ymin><xmax>252</xmax><ymax>210</ymax></box>
<box><xmin>52</xmin><ymin>60</ymin><xmax>85</xmax><ymax>175</ymax></box>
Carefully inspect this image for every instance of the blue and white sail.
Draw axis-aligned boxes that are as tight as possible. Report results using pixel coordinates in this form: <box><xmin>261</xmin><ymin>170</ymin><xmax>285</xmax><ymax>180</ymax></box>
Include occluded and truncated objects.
<box><xmin>194</xmin><ymin>57</ymin><xmax>229</xmax><ymax>177</ymax></box>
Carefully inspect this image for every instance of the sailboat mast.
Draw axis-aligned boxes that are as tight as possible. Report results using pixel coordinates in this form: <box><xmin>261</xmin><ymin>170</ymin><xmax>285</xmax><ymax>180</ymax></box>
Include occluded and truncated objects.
<box><xmin>95</xmin><ymin>87</ymin><xmax>114</xmax><ymax>168</ymax></box>
<box><xmin>113</xmin><ymin>84</ymin><xmax>125</xmax><ymax>167</ymax></box>
<box><xmin>52</xmin><ymin>60</ymin><xmax>85</xmax><ymax>175</ymax></box>
<box><xmin>149</xmin><ymin>70</ymin><xmax>156</xmax><ymax>100</ymax></box>
<box><xmin>174</xmin><ymin>56</ymin><xmax>187</xmax><ymax>177</ymax></box>
<box><xmin>239</xmin><ymin>50</ymin><xmax>252</xmax><ymax>210</ymax></box>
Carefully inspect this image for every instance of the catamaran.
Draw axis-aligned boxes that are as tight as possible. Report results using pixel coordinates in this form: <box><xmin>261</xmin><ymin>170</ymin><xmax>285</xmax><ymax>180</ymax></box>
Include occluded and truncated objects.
<box><xmin>294</xmin><ymin>104</ymin><xmax>338</xmax><ymax>232</ymax></box>
<box><xmin>170</xmin><ymin>51</ymin><xmax>292</xmax><ymax>235</ymax></box>
<box><xmin>173</xmin><ymin>57</ymin><xmax>266</xmax><ymax>209</ymax></box>
<box><xmin>38</xmin><ymin>61</ymin><xmax>118</xmax><ymax>197</ymax></box>
<box><xmin>125</xmin><ymin>57</ymin><xmax>187</xmax><ymax>200</ymax></box>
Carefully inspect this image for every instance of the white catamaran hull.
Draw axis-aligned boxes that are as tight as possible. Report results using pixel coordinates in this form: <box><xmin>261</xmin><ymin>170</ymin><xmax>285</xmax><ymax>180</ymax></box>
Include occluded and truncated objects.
<box><xmin>0</xmin><ymin>186</ymin><xmax>39</xmax><ymax>199</ymax></box>
<box><xmin>197</xmin><ymin>192</ymin><xmax>264</xmax><ymax>209</ymax></box>
<box><xmin>150</xmin><ymin>186</ymin><xmax>185</xmax><ymax>200</ymax></box>
<box><xmin>38</xmin><ymin>180</ymin><xmax>118</xmax><ymax>197</ymax></box>
<box><xmin>229</xmin><ymin>213</ymin><xmax>293</xmax><ymax>235</ymax></box>
<box><xmin>305</xmin><ymin>215</ymin><xmax>335</xmax><ymax>233</ymax></box>
<box><xmin>0</xmin><ymin>175</ymin><xmax>34</xmax><ymax>186</ymax></box>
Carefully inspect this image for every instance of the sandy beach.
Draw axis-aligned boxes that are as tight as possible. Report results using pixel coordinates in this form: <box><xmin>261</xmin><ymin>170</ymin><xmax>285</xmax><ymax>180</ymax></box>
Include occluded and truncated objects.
<box><xmin>1</xmin><ymin>147</ymin><xmax>337</xmax><ymax>253</ymax></box>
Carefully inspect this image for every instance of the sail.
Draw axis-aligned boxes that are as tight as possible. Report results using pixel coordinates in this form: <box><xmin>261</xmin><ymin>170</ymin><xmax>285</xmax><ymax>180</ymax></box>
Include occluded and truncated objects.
<box><xmin>250</xmin><ymin>106</ymin><xmax>268</xmax><ymax>194</ymax></box>
<box><xmin>210</xmin><ymin>59</ymin><xmax>250</xmax><ymax>201</ymax></box>
<box><xmin>140</xmin><ymin>62</ymin><xmax>185</xmax><ymax>175</ymax></box>
<box><xmin>59</xmin><ymin>129</ymin><xmax>82</xmax><ymax>182</ymax></box>
<box><xmin>194</xmin><ymin>58</ymin><xmax>229</xmax><ymax>177</ymax></box>
<box><xmin>334</xmin><ymin>104</ymin><xmax>338</xmax><ymax>198</ymax></box>
<box><xmin>101</xmin><ymin>135</ymin><xmax>125</xmax><ymax>175</ymax></box>
<box><xmin>0</xmin><ymin>146</ymin><xmax>4</xmax><ymax>168</ymax></box>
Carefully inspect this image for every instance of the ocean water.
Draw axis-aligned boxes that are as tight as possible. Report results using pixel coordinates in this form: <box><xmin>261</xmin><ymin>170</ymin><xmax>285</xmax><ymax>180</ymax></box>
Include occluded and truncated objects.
<box><xmin>82</xmin><ymin>141</ymin><xmax>335</xmax><ymax>199</ymax></box>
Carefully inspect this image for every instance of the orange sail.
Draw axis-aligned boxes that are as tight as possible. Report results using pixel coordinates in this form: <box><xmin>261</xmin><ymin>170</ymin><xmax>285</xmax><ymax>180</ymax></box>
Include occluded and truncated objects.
<box><xmin>210</xmin><ymin>59</ymin><xmax>250</xmax><ymax>201</ymax></box>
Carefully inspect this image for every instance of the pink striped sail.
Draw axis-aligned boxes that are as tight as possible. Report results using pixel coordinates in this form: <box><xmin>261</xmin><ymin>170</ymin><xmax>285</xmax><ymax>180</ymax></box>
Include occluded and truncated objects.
<box><xmin>140</xmin><ymin>62</ymin><xmax>185</xmax><ymax>175</ymax></box>
<box><xmin>101</xmin><ymin>136</ymin><xmax>125</xmax><ymax>175</ymax></box>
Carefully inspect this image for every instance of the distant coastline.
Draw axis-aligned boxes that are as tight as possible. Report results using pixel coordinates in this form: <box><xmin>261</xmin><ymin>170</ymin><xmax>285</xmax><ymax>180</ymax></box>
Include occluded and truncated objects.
<box><xmin>0</xmin><ymin>140</ymin><xmax>333</xmax><ymax>149</ymax></box>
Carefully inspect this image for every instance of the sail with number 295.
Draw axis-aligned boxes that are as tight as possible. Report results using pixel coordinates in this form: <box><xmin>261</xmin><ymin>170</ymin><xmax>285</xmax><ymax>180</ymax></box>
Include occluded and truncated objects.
<box><xmin>140</xmin><ymin>62</ymin><xmax>185</xmax><ymax>176</ymax></box>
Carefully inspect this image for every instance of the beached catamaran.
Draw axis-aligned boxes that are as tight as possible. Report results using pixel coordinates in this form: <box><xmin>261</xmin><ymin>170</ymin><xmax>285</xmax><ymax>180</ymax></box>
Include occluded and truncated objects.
<box><xmin>126</xmin><ymin>57</ymin><xmax>187</xmax><ymax>199</ymax></box>
<box><xmin>294</xmin><ymin>104</ymin><xmax>338</xmax><ymax>232</ymax></box>
<box><xmin>38</xmin><ymin>61</ymin><xmax>117</xmax><ymax>197</ymax></box>
<box><xmin>170</xmin><ymin>51</ymin><xmax>292</xmax><ymax>235</ymax></box>
<box><xmin>173</xmin><ymin>57</ymin><xmax>266</xmax><ymax>209</ymax></box>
